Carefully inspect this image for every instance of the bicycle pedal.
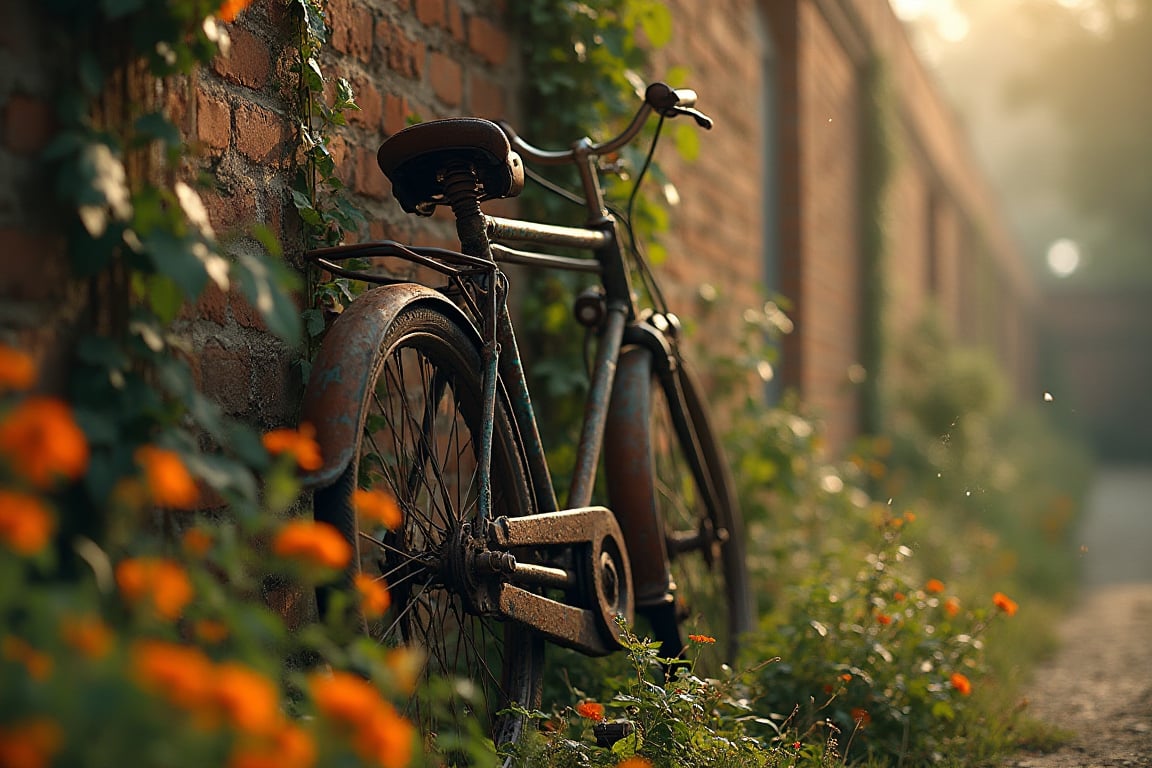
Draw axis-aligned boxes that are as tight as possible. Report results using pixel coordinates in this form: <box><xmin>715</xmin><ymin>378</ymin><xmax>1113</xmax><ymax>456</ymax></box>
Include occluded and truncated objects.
<box><xmin>592</xmin><ymin>719</ymin><xmax>635</xmax><ymax>748</ymax></box>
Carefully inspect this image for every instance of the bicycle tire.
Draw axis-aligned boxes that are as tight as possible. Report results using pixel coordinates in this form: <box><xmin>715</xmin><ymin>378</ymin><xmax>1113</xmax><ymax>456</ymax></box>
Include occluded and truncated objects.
<box><xmin>606</xmin><ymin>346</ymin><xmax>753</xmax><ymax>663</ymax></box>
<box><xmin>313</xmin><ymin>304</ymin><xmax>542</xmax><ymax>755</ymax></box>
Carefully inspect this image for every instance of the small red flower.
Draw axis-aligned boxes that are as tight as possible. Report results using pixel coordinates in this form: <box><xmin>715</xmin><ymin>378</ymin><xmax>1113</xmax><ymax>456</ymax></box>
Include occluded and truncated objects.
<box><xmin>925</xmin><ymin>578</ymin><xmax>945</xmax><ymax>594</ymax></box>
<box><xmin>876</xmin><ymin>613</ymin><xmax>892</xmax><ymax>626</ymax></box>
<box><xmin>992</xmin><ymin>591</ymin><xmax>1018</xmax><ymax>617</ymax></box>
<box><xmin>574</xmin><ymin>701</ymin><xmax>604</xmax><ymax>722</ymax></box>
<box><xmin>687</xmin><ymin>633</ymin><xmax>716</xmax><ymax>644</ymax></box>
<box><xmin>950</xmin><ymin>672</ymin><xmax>972</xmax><ymax>696</ymax></box>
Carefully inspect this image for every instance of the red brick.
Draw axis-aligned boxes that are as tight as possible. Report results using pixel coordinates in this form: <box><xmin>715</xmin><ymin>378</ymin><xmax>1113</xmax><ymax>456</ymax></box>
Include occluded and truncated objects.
<box><xmin>347</xmin><ymin>75</ymin><xmax>383</xmax><ymax>128</ymax></box>
<box><xmin>196</xmin><ymin>90</ymin><xmax>231</xmax><ymax>150</ymax></box>
<box><xmin>0</xmin><ymin>227</ymin><xmax>68</xmax><ymax>301</ymax></box>
<box><xmin>354</xmin><ymin>145</ymin><xmax>390</xmax><ymax>199</ymax></box>
<box><xmin>199</xmin><ymin>338</ymin><xmax>251</xmax><ymax>415</ymax></box>
<box><xmin>234</xmin><ymin>102</ymin><xmax>290</xmax><ymax>164</ymax></box>
<box><xmin>383</xmin><ymin>92</ymin><xmax>410</xmax><ymax>135</ymax></box>
<box><xmin>467</xmin><ymin>16</ymin><xmax>509</xmax><ymax>67</ymax></box>
<box><xmin>377</xmin><ymin>20</ymin><xmax>424</xmax><ymax>80</ymax></box>
<box><xmin>201</xmin><ymin>188</ymin><xmax>258</xmax><ymax>235</ymax></box>
<box><xmin>415</xmin><ymin>0</ymin><xmax>445</xmax><ymax>28</ymax></box>
<box><xmin>230</xmin><ymin>287</ymin><xmax>271</xmax><ymax>332</ymax></box>
<box><xmin>182</xmin><ymin>279</ymin><xmax>229</xmax><ymax>324</ymax></box>
<box><xmin>3</xmin><ymin>93</ymin><xmax>54</xmax><ymax>154</ymax></box>
<box><xmin>468</xmin><ymin>72</ymin><xmax>505</xmax><ymax>119</ymax></box>
<box><xmin>212</xmin><ymin>26</ymin><xmax>272</xmax><ymax>89</ymax></box>
<box><xmin>447</xmin><ymin>0</ymin><xmax>465</xmax><ymax>42</ymax></box>
<box><xmin>429</xmin><ymin>52</ymin><xmax>462</xmax><ymax>107</ymax></box>
<box><xmin>329</xmin><ymin>0</ymin><xmax>374</xmax><ymax>62</ymax></box>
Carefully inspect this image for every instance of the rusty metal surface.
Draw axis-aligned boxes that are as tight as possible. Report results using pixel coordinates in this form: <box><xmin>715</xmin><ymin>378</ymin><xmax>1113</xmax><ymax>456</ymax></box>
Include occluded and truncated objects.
<box><xmin>489</xmin><ymin>507</ymin><xmax>633</xmax><ymax>653</ymax></box>
<box><xmin>604</xmin><ymin>345</ymin><xmax>675</xmax><ymax>608</ymax></box>
<box><xmin>298</xmin><ymin>283</ymin><xmax>480</xmax><ymax>490</ymax></box>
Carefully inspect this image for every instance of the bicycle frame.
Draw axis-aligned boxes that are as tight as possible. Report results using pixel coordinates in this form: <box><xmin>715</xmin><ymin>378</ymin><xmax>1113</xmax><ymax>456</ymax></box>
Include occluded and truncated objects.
<box><xmin>302</xmin><ymin>84</ymin><xmax>712</xmax><ymax>656</ymax></box>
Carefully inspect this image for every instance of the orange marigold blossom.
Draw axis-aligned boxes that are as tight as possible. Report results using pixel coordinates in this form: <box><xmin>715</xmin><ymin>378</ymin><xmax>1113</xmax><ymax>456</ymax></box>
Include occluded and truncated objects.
<box><xmin>273</xmin><ymin>520</ymin><xmax>352</xmax><ymax>570</ymax></box>
<box><xmin>116</xmin><ymin>558</ymin><xmax>194</xmax><ymax>620</ymax></box>
<box><xmin>950</xmin><ymin>672</ymin><xmax>972</xmax><ymax>696</ymax></box>
<box><xmin>992</xmin><ymin>591</ymin><xmax>1018</xmax><ymax>617</ymax></box>
<box><xmin>943</xmin><ymin>596</ymin><xmax>961</xmax><ymax>617</ymax></box>
<box><xmin>0</xmin><ymin>397</ymin><xmax>88</xmax><ymax>488</ymax></box>
<box><xmin>575</xmin><ymin>701</ymin><xmax>605</xmax><ymax>721</ymax></box>
<box><xmin>850</xmin><ymin>707</ymin><xmax>871</xmax><ymax>725</ymax></box>
<box><xmin>310</xmin><ymin>670</ymin><xmax>382</xmax><ymax>728</ymax></box>
<box><xmin>262</xmin><ymin>423</ymin><xmax>322</xmax><ymax>472</ymax></box>
<box><xmin>687</xmin><ymin>633</ymin><xmax>716</xmax><ymax>644</ymax></box>
<box><xmin>182</xmin><ymin>527</ymin><xmax>214</xmax><ymax>557</ymax></box>
<box><xmin>229</xmin><ymin>723</ymin><xmax>316</xmax><ymax>768</ymax></box>
<box><xmin>212</xmin><ymin>662</ymin><xmax>283</xmax><ymax>735</ymax></box>
<box><xmin>353</xmin><ymin>488</ymin><xmax>402</xmax><ymax>530</ymax></box>
<box><xmin>2</xmin><ymin>635</ymin><xmax>53</xmax><ymax>680</ymax></box>
<box><xmin>0</xmin><ymin>345</ymin><xmax>36</xmax><ymax>391</ymax></box>
<box><xmin>218</xmin><ymin>0</ymin><xmax>254</xmax><ymax>23</ymax></box>
<box><xmin>61</xmin><ymin>615</ymin><xmax>114</xmax><ymax>659</ymax></box>
<box><xmin>893</xmin><ymin>591</ymin><xmax>906</xmax><ymax>602</ymax></box>
<box><xmin>876</xmin><ymin>613</ymin><xmax>892</xmax><ymax>626</ymax></box>
<box><xmin>0</xmin><ymin>490</ymin><xmax>55</xmax><ymax>555</ymax></box>
<box><xmin>135</xmin><ymin>445</ymin><xmax>200</xmax><ymax>509</ymax></box>
<box><xmin>616</xmin><ymin>758</ymin><xmax>654</xmax><ymax>768</ymax></box>
<box><xmin>0</xmin><ymin>717</ymin><xmax>63</xmax><ymax>768</ymax></box>
<box><xmin>131</xmin><ymin>639</ymin><xmax>215</xmax><ymax>711</ymax></box>
<box><xmin>195</xmin><ymin>619</ymin><xmax>230</xmax><ymax>644</ymax></box>
<box><xmin>924</xmin><ymin>578</ymin><xmax>945</xmax><ymax>594</ymax></box>
<box><xmin>353</xmin><ymin>701</ymin><xmax>414</xmax><ymax>768</ymax></box>
<box><xmin>354</xmin><ymin>573</ymin><xmax>391</xmax><ymax>617</ymax></box>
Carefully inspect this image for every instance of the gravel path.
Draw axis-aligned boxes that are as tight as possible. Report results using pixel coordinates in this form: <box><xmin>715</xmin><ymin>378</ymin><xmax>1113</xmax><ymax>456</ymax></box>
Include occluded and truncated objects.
<box><xmin>1004</xmin><ymin>467</ymin><xmax>1152</xmax><ymax>768</ymax></box>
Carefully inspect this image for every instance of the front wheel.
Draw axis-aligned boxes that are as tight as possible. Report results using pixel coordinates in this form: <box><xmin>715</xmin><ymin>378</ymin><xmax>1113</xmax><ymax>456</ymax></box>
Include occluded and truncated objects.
<box><xmin>312</xmin><ymin>305</ymin><xmax>542</xmax><ymax>756</ymax></box>
<box><xmin>605</xmin><ymin>345</ymin><xmax>753</xmax><ymax>664</ymax></box>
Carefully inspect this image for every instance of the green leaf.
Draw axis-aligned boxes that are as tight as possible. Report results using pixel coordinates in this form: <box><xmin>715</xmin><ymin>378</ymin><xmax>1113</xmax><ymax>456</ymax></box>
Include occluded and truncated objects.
<box><xmin>610</xmin><ymin>730</ymin><xmax>643</xmax><ymax>758</ymax></box>
<box><xmin>134</xmin><ymin>112</ymin><xmax>182</xmax><ymax>149</ymax></box>
<box><xmin>143</xmin><ymin>273</ymin><xmax>185</xmax><ymax>324</ymax></box>
<box><xmin>234</xmin><ymin>252</ymin><xmax>302</xmax><ymax>346</ymax></box>
<box><xmin>302</xmin><ymin>308</ymin><xmax>326</xmax><ymax>338</ymax></box>
<box><xmin>673</xmin><ymin>122</ymin><xmax>700</xmax><ymax>162</ymax></box>
<box><xmin>141</xmin><ymin>230</ymin><xmax>208</xmax><ymax>299</ymax></box>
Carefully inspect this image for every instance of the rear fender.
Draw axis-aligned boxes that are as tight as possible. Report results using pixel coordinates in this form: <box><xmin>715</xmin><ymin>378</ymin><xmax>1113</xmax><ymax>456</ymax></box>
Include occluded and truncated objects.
<box><xmin>299</xmin><ymin>283</ymin><xmax>481</xmax><ymax>490</ymax></box>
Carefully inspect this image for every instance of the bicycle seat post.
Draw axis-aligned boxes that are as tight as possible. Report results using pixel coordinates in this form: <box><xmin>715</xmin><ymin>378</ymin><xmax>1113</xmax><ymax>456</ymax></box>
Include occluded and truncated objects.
<box><xmin>442</xmin><ymin>163</ymin><xmax>493</xmax><ymax>262</ymax></box>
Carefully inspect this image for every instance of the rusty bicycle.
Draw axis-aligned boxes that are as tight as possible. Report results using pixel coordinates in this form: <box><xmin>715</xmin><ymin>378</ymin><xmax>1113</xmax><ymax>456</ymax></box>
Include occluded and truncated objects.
<box><xmin>298</xmin><ymin>82</ymin><xmax>752</xmax><ymax>754</ymax></box>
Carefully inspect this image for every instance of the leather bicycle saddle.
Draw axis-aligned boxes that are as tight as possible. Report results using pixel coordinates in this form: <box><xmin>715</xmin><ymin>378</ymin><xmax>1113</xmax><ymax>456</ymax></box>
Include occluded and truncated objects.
<box><xmin>376</xmin><ymin>118</ymin><xmax>525</xmax><ymax>216</ymax></box>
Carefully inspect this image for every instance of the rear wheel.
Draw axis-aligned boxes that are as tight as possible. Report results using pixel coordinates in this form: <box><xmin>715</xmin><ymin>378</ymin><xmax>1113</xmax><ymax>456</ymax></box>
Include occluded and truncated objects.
<box><xmin>313</xmin><ymin>305</ymin><xmax>542</xmax><ymax>756</ymax></box>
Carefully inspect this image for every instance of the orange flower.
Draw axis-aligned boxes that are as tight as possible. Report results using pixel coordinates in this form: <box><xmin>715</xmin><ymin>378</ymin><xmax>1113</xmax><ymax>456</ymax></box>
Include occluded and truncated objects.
<box><xmin>616</xmin><ymin>758</ymin><xmax>654</xmax><ymax>768</ymax></box>
<box><xmin>876</xmin><ymin>613</ymin><xmax>892</xmax><ymax>626</ymax></box>
<box><xmin>116</xmin><ymin>558</ymin><xmax>194</xmax><ymax>620</ymax></box>
<box><xmin>0</xmin><ymin>345</ymin><xmax>36</xmax><ymax>391</ymax></box>
<box><xmin>131</xmin><ymin>639</ymin><xmax>215</xmax><ymax>711</ymax></box>
<box><xmin>893</xmin><ymin>591</ymin><xmax>906</xmax><ymax>602</ymax></box>
<box><xmin>218</xmin><ymin>0</ymin><xmax>254</xmax><ymax>22</ymax></box>
<box><xmin>272</xmin><ymin>520</ymin><xmax>352</xmax><ymax>570</ymax></box>
<box><xmin>354</xmin><ymin>573</ymin><xmax>391</xmax><ymax>617</ymax></box>
<box><xmin>575</xmin><ymin>701</ymin><xmax>605</xmax><ymax>721</ymax></box>
<box><xmin>229</xmin><ymin>723</ymin><xmax>316</xmax><ymax>768</ymax></box>
<box><xmin>135</xmin><ymin>445</ymin><xmax>200</xmax><ymax>509</ymax></box>
<box><xmin>850</xmin><ymin>707</ymin><xmax>871</xmax><ymax>725</ymax></box>
<box><xmin>0</xmin><ymin>397</ymin><xmax>88</xmax><ymax>488</ymax></box>
<box><xmin>2</xmin><ymin>635</ymin><xmax>53</xmax><ymax>680</ymax></box>
<box><xmin>0</xmin><ymin>491</ymin><xmax>55</xmax><ymax>555</ymax></box>
<box><xmin>353</xmin><ymin>701</ymin><xmax>414</xmax><ymax>768</ymax></box>
<box><xmin>949</xmin><ymin>672</ymin><xmax>972</xmax><ymax>696</ymax></box>
<box><xmin>353</xmin><ymin>488</ymin><xmax>402</xmax><ymax>530</ymax></box>
<box><xmin>310</xmin><ymin>670</ymin><xmax>381</xmax><ymax>728</ymax></box>
<box><xmin>212</xmin><ymin>662</ymin><xmax>282</xmax><ymax>736</ymax></box>
<box><xmin>195</xmin><ymin>619</ymin><xmax>230</xmax><ymax>644</ymax></box>
<box><xmin>0</xmin><ymin>717</ymin><xmax>63</xmax><ymax>768</ymax></box>
<box><xmin>687</xmin><ymin>633</ymin><xmax>716</xmax><ymax>644</ymax></box>
<box><xmin>263</xmin><ymin>424</ymin><xmax>322</xmax><ymax>472</ymax></box>
<box><xmin>182</xmin><ymin>527</ymin><xmax>214</xmax><ymax>557</ymax></box>
<box><xmin>992</xmin><ymin>591</ymin><xmax>1018</xmax><ymax>617</ymax></box>
<box><xmin>924</xmin><ymin>578</ymin><xmax>945</xmax><ymax>594</ymax></box>
<box><xmin>943</xmin><ymin>596</ymin><xmax>961</xmax><ymax>617</ymax></box>
<box><xmin>61</xmin><ymin>615</ymin><xmax>114</xmax><ymax>659</ymax></box>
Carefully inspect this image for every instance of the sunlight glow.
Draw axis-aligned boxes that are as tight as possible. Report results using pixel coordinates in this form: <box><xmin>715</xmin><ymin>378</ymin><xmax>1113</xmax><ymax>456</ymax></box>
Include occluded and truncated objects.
<box><xmin>1046</xmin><ymin>238</ymin><xmax>1082</xmax><ymax>277</ymax></box>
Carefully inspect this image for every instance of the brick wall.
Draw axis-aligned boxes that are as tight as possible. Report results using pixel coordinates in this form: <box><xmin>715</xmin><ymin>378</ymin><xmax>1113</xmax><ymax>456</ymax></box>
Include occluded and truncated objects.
<box><xmin>2</xmin><ymin>0</ymin><xmax>1035</xmax><ymax>460</ymax></box>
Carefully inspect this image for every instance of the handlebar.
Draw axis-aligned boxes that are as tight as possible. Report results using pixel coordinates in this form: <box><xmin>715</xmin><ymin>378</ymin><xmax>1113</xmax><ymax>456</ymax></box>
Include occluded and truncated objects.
<box><xmin>498</xmin><ymin>82</ymin><xmax>713</xmax><ymax>167</ymax></box>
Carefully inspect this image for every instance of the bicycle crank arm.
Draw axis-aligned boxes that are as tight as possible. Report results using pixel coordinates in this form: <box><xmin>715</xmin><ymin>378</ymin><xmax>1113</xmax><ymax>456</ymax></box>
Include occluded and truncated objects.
<box><xmin>487</xmin><ymin>507</ymin><xmax>633</xmax><ymax>655</ymax></box>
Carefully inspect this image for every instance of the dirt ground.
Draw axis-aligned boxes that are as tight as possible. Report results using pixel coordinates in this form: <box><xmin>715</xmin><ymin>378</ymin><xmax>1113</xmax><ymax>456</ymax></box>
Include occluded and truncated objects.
<box><xmin>1003</xmin><ymin>467</ymin><xmax>1152</xmax><ymax>768</ymax></box>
